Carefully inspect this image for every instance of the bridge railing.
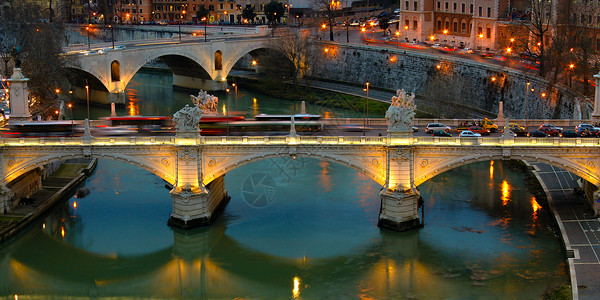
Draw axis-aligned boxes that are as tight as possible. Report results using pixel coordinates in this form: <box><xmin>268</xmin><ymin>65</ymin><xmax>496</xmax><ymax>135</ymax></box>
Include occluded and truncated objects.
<box><xmin>1</xmin><ymin>135</ymin><xmax>600</xmax><ymax>147</ymax></box>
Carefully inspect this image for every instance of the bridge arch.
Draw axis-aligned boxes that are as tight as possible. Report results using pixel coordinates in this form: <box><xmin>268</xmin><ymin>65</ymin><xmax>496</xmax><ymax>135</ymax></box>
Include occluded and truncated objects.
<box><xmin>3</xmin><ymin>153</ymin><xmax>176</xmax><ymax>188</ymax></box>
<box><xmin>201</xmin><ymin>150</ymin><xmax>387</xmax><ymax>188</ymax></box>
<box><xmin>414</xmin><ymin>153</ymin><xmax>600</xmax><ymax>188</ymax></box>
<box><xmin>222</xmin><ymin>41</ymin><xmax>294</xmax><ymax>79</ymax></box>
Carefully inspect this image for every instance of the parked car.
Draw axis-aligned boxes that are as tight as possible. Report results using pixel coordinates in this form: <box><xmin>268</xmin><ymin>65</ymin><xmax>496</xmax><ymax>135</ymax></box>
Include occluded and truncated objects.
<box><xmin>425</xmin><ymin>123</ymin><xmax>451</xmax><ymax>134</ymax></box>
<box><xmin>114</xmin><ymin>45</ymin><xmax>126</xmax><ymax>50</ymax></box>
<box><xmin>465</xmin><ymin>126</ymin><xmax>490</xmax><ymax>135</ymax></box>
<box><xmin>433</xmin><ymin>130</ymin><xmax>452</xmax><ymax>137</ymax></box>
<box><xmin>528</xmin><ymin>130</ymin><xmax>549</xmax><ymax>137</ymax></box>
<box><xmin>459</xmin><ymin>130</ymin><xmax>481</xmax><ymax>137</ymax></box>
<box><xmin>575</xmin><ymin>123</ymin><xmax>600</xmax><ymax>137</ymax></box>
<box><xmin>560</xmin><ymin>130</ymin><xmax>580</xmax><ymax>138</ymax></box>
<box><xmin>538</xmin><ymin>124</ymin><xmax>562</xmax><ymax>136</ymax></box>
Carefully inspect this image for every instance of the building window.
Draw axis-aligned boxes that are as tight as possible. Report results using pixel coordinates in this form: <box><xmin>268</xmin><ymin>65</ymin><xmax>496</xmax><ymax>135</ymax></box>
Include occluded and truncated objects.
<box><xmin>219</xmin><ymin>3</ymin><xmax>223</xmax><ymax>9</ymax></box>
<box><xmin>487</xmin><ymin>7</ymin><xmax>491</xmax><ymax>17</ymax></box>
<box><xmin>230</xmin><ymin>3</ymin><xmax>233</xmax><ymax>9</ymax></box>
<box><xmin>437</xmin><ymin>20</ymin><xmax>442</xmax><ymax>30</ymax></box>
<box><xmin>414</xmin><ymin>1</ymin><xmax>417</xmax><ymax>10</ymax></box>
<box><xmin>406</xmin><ymin>1</ymin><xmax>409</xmax><ymax>10</ymax></box>
<box><xmin>486</xmin><ymin>27</ymin><xmax>491</xmax><ymax>38</ymax></box>
<box><xmin>478</xmin><ymin>6</ymin><xmax>482</xmax><ymax>17</ymax></box>
<box><xmin>470</xmin><ymin>4</ymin><xmax>473</xmax><ymax>14</ymax></box>
<box><xmin>453</xmin><ymin>21</ymin><xmax>458</xmax><ymax>32</ymax></box>
<box><xmin>437</xmin><ymin>2</ymin><xmax>440</xmax><ymax>10</ymax></box>
<box><xmin>461</xmin><ymin>3</ymin><xmax>465</xmax><ymax>13</ymax></box>
<box><xmin>453</xmin><ymin>3</ymin><xmax>456</xmax><ymax>12</ymax></box>
<box><xmin>413</xmin><ymin>20</ymin><xmax>417</xmax><ymax>29</ymax></box>
<box><xmin>445</xmin><ymin>2</ymin><xmax>448</xmax><ymax>11</ymax></box>
<box><xmin>461</xmin><ymin>22</ymin><xmax>466</xmax><ymax>32</ymax></box>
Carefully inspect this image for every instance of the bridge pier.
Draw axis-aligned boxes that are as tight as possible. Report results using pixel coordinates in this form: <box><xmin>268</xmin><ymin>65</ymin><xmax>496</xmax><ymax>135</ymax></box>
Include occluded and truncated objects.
<box><xmin>378</xmin><ymin>188</ymin><xmax>422</xmax><ymax>231</ymax></box>
<box><xmin>172</xmin><ymin>75</ymin><xmax>227</xmax><ymax>91</ymax></box>
<box><xmin>168</xmin><ymin>175</ymin><xmax>230</xmax><ymax>229</ymax></box>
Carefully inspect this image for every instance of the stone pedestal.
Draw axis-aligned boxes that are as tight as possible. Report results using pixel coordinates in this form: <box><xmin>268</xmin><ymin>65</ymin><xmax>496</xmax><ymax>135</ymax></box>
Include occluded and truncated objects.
<box><xmin>378</xmin><ymin>188</ymin><xmax>422</xmax><ymax>231</ymax></box>
<box><xmin>7</xmin><ymin>68</ymin><xmax>31</xmax><ymax>123</ymax></box>
<box><xmin>496</xmin><ymin>101</ymin><xmax>505</xmax><ymax>124</ymax></box>
<box><xmin>168</xmin><ymin>175</ymin><xmax>229</xmax><ymax>229</ymax></box>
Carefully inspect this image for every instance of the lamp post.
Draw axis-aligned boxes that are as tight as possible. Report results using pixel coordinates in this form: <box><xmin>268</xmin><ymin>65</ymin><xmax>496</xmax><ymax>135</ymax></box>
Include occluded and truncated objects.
<box><xmin>226</xmin><ymin>88</ymin><xmax>230</xmax><ymax>135</ymax></box>
<box><xmin>86</xmin><ymin>26</ymin><xmax>90</xmax><ymax>49</ymax></box>
<box><xmin>232</xmin><ymin>82</ymin><xmax>238</xmax><ymax>110</ymax></box>
<box><xmin>202</xmin><ymin>17</ymin><xmax>207</xmax><ymax>42</ymax></box>
<box><xmin>179</xmin><ymin>11</ymin><xmax>186</xmax><ymax>42</ymax></box>
<box><xmin>85</xmin><ymin>83</ymin><xmax>90</xmax><ymax>120</ymax></box>
<box><xmin>363</xmin><ymin>81</ymin><xmax>369</xmax><ymax>135</ymax></box>
<box><xmin>109</xmin><ymin>24</ymin><xmax>114</xmax><ymax>49</ymax></box>
<box><xmin>525</xmin><ymin>82</ymin><xmax>530</xmax><ymax>129</ymax></box>
<box><xmin>569</xmin><ymin>63</ymin><xmax>574</xmax><ymax>87</ymax></box>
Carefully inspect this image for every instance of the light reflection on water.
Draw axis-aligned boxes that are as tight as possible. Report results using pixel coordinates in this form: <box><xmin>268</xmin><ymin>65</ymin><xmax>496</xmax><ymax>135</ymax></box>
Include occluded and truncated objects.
<box><xmin>0</xmin><ymin>158</ymin><xmax>567</xmax><ymax>298</ymax></box>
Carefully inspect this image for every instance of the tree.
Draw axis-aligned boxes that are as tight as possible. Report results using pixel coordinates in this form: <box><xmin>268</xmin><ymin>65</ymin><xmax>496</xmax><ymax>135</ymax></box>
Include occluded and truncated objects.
<box><xmin>379</xmin><ymin>16</ymin><xmax>390</xmax><ymax>35</ymax></box>
<box><xmin>242</xmin><ymin>6</ymin><xmax>256</xmax><ymax>23</ymax></box>
<box><xmin>267</xmin><ymin>32</ymin><xmax>312</xmax><ymax>85</ymax></box>
<box><xmin>265</xmin><ymin>1</ymin><xmax>285</xmax><ymax>35</ymax></box>
<box><xmin>0</xmin><ymin>0</ymin><xmax>77</xmax><ymax>109</ymax></box>
<box><xmin>313</xmin><ymin>0</ymin><xmax>345</xmax><ymax>41</ymax></box>
<box><xmin>196</xmin><ymin>5</ymin><xmax>210</xmax><ymax>23</ymax></box>
<box><xmin>516</xmin><ymin>0</ymin><xmax>553</xmax><ymax>76</ymax></box>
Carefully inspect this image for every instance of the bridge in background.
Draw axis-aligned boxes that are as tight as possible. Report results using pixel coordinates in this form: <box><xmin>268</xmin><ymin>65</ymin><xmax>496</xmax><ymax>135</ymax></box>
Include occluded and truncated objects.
<box><xmin>1</xmin><ymin>131</ymin><xmax>599</xmax><ymax>232</ymax></box>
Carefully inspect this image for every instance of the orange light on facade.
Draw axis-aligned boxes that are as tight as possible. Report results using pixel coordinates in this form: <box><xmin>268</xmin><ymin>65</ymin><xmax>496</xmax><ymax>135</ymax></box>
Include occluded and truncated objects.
<box><xmin>478</xmin><ymin>33</ymin><xmax>483</xmax><ymax>39</ymax></box>
<box><xmin>436</xmin><ymin>64</ymin><xmax>441</xmax><ymax>69</ymax></box>
<box><xmin>443</xmin><ymin>29</ymin><xmax>448</xmax><ymax>34</ymax></box>
<box><xmin>252</xmin><ymin>60</ymin><xmax>257</xmax><ymax>65</ymax></box>
<box><xmin>55</xmin><ymin>110</ymin><xmax>59</xmax><ymax>115</ymax></box>
<box><xmin>324</xmin><ymin>48</ymin><xmax>329</xmax><ymax>53</ymax></box>
<box><xmin>569</xmin><ymin>63</ymin><xmax>575</xmax><ymax>69</ymax></box>
<box><xmin>395</xmin><ymin>31</ymin><xmax>400</xmax><ymax>36</ymax></box>
<box><xmin>404</xmin><ymin>25</ymin><xmax>408</xmax><ymax>30</ymax></box>
<box><xmin>322</xmin><ymin>23</ymin><xmax>326</xmax><ymax>29</ymax></box>
<box><xmin>510</xmin><ymin>38</ymin><xmax>514</xmax><ymax>42</ymax></box>
<box><xmin>55</xmin><ymin>89</ymin><xmax>60</xmax><ymax>94</ymax></box>
<box><xmin>429</xmin><ymin>35</ymin><xmax>434</xmax><ymax>41</ymax></box>
<box><xmin>541</xmin><ymin>92</ymin><xmax>546</xmax><ymax>97</ymax></box>
<box><xmin>361</xmin><ymin>27</ymin><xmax>366</xmax><ymax>33</ymax></box>
<box><xmin>491</xmin><ymin>77</ymin><xmax>496</xmax><ymax>82</ymax></box>
<box><xmin>68</xmin><ymin>103</ymin><xmax>72</xmax><ymax>108</ymax></box>
<box><xmin>506</xmin><ymin>47</ymin><xmax>511</xmax><ymax>53</ymax></box>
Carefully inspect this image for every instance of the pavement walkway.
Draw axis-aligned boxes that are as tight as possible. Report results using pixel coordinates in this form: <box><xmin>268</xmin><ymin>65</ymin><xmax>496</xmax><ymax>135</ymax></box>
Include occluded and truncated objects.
<box><xmin>529</xmin><ymin>161</ymin><xmax>600</xmax><ymax>300</ymax></box>
<box><xmin>0</xmin><ymin>158</ymin><xmax>96</xmax><ymax>243</ymax></box>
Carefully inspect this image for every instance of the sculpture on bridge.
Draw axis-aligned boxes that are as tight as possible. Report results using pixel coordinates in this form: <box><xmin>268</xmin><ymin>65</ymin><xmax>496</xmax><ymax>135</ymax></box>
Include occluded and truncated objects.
<box><xmin>173</xmin><ymin>104</ymin><xmax>203</xmax><ymax>132</ymax></box>
<box><xmin>386</xmin><ymin>89</ymin><xmax>416</xmax><ymax>132</ymax></box>
<box><xmin>191</xmin><ymin>90</ymin><xmax>219</xmax><ymax>115</ymax></box>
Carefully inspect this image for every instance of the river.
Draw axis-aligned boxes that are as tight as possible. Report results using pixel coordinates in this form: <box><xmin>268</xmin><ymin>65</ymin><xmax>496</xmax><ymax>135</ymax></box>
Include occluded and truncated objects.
<box><xmin>0</xmin><ymin>69</ymin><xmax>567</xmax><ymax>298</ymax></box>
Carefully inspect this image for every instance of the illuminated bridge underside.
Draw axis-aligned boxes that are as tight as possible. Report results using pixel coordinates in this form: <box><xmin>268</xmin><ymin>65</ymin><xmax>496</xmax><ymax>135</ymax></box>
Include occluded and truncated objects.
<box><xmin>1</xmin><ymin>135</ymin><xmax>599</xmax><ymax>230</ymax></box>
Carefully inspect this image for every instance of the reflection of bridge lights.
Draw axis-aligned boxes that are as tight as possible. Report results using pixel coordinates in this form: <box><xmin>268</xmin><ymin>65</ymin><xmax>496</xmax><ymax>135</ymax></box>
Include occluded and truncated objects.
<box><xmin>531</xmin><ymin>196</ymin><xmax>540</xmax><ymax>219</ymax></box>
<box><xmin>222</xmin><ymin>104</ymin><xmax>226</xmax><ymax>115</ymax></box>
<box><xmin>501</xmin><ymin>180</ymin><xmax>510</xmax><ymax>206</ymax></box>
<box><xmin>61</xmin><ymin>226</ymin><xmax>65</xmax><ymax>239</ymax></box>
<box><xmin>42</xmin><ymin>222</ymin><xmax>45</xmax><ymax>229</ymax></box>
<box><xmin>292</xmin><ymin>276</ymin><xmax>301</xmax><ymax>298</ymax></box>
<box><xmin>73</xmin><ymin>201</ymin><xmax>77</xmax><ymax>209</ymax></box>
<box><xmin>489</xmin><ymin>160</ymin><xmax>494</xmax><ymax>180</ymax></box>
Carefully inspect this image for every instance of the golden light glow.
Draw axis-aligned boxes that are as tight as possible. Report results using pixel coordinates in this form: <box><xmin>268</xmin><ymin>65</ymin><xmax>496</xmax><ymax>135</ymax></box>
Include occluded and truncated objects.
<box><xmin>321</xmin><ymin>23</ymin><xmax>326</xmax><ymax>29</ymax></box>
<box><xmin>361</xmin><ymin>27</ymin><xmax>366</xmax><ymax>33</ymax></box>
<box><xmin>61</xmin><ymin>226</ymin><xmax>65</xmax><ymax>239</ymax></box>
<box><xmin>531</xmin><ymin>196</ymin><xmax>540</xmax><ymax>213</ymax></box>
<box><xmin>73</xmin><ymin>201</ymin><xmax>77</xmax><ymax>209</ymax></box>
<box><xmin>395</xmin><ymin>31</ymin><xmax>400</xmax><ymax>36</ymax></box>
<box><xmin>14</xmin><ymin>295</ymin><xmax>17</xmax><ymax>300</ymax></box>
<box><xmin>429</xmin><ymin>35</ymin><xmax>434</xmax><ymax>41</ymax></box>
<box><xmin>436</xmin><ymin>64</ymin><xmax>441</xmax><ymax>69</ymax></box>
<box><xmin>501</xmin><ymin>180</ymin><xmax>511</xmax><ymax>206</ymax></box>
<box><xmin>292</xmin><ymin>276</ymin><xmax>301</xmax><ymax>298</ymax></box>
<box><xmin>569</xmin><ymin>63</ymin><xmax>575</xmax><ymax>69</ymax></box>
<box><xmin>506</xmin><ymin>47</ymin><xmax>511</xmax><ymax>53</ymax></box>
<box><xmin>55</xmin><ymin>89</ymin><xmax>60</xmax><ymax>94</ymax></box>
<box><xmin>491</xmin><ymin>77</ymin><xmax>496</xmax><ymax>82</ymax></box>
<box><xmin>404</xmin><ymin>25</ymin><xmax>408</xmax><ymax>30</ymax></box>
<box><xmin>324</xmin><ymin>48</ymin><xmax>329</xmax><ymax>53</ymax></box>
<box><xmin>489</xmin><ymin>160</ymin><xmax>494</xmax><ymax>180</ymax></box>
<box><xmin>222</xmin><ymin>104</ymin><xmax>226</xmax><ymax>115</ymax></box>
<box><xmin>389</xmin><ymin>56</ymin><xmax>396</xmax><ymax>62</ymax></box>
<box><xmin>510</xmin><ymin>38</ymin><xmax>515</xmax><ymax>42</ymax></box>
<box><xmin>443</xmin><ymin>29</ymin><xmax>448</xmax><ymax>34</ymax></box>
<box><xmin>42</xmin><ymin>223</ymin><xmax>45</xmax><ymax>229</ymax></box>
<box><xmin>55</xmin><ymin>110</ymin><xmax>59</xmax><ymax>115</ymax></box>
<box><xmin>252</xmin><ymin>60</ymin><xmax>257</xmax><ymax>65</ymax></box>
<box><xmin>478</xmin><ymin>33</ymin><xmax>483</xmax><ymax>38</ymax></box>
<box><xmin>541</xmin><ymin>92</ymin><xmax>546</xmax><ymax>97</ymax></box>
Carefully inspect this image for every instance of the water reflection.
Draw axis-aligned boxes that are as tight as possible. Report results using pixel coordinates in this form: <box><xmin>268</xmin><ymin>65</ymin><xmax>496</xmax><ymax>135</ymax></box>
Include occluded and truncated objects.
<box><xmin>0</xmin><ymin>159</ymin><xmax>566</xmax><ymax>298</ymax></box>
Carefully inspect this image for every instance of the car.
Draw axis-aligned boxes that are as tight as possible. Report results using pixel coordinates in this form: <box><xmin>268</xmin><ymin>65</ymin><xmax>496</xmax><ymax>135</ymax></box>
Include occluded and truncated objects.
<box><xmin>425</xmin><ymin>123</ymin><xmax>451</xmax><ymax>134</ymax></box>
<box><xmin>459</xmin><ymin>130</ymin><xmax>481</xmax><ymax>137</ymax></box>
<box><xmin>158</xmin><ymin>20</ymin><xmax>168</xmax><ymax>25</ymax></box>
<box><xmin>560</xmin><ymin>130</ymin><xmax>580</xmax><ymax>138</ymax></box>
<box><xmin>433</xmin><ymin>130</ymin><xmax>452</xmax><ymax>137</ymax></box>
<box><xmin>465</xmin><ymin>126</ymin><xmax>490</xmax><ymax>135</ymax></box>
<box><xmin>528</xmin><ymin>130</ymin><xmax>549</xmax><ymax>137</ymax></box>
<box><xmin>349</xmin><ymin>19</ymin><xmax>360</xmax><ymax>26</ymax></box>
<box><xmin>458</xmin><ymin>48</ymin><xmax>474</xmax><ymax>54</ymax></box>
<box><xmin>538</xmin><ymin>124</ymin><xmax>562</xmax><ymax>136</ymax></box>
<box><xmin>575</xmin><ymin>123</ymin><xmax>600</xmax><ymax>137</ymax></box>
<box><xmin>412</xmin><ymin>126</ymin><xmax>418</xmax><ymax>132</ymax></box>
<box><xmin>507</xmin><ymin>123</ymin><xmax>528</xmax><ymax>137</ymax></box>
<box><xmin>114</xmin><ymin>45</ymin><xmax>126</xmax><ymax>50</ymax></box>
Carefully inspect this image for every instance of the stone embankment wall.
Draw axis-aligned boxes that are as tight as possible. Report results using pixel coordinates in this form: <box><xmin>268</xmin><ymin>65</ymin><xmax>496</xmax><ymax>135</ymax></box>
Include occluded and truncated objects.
<box><xmin>308</xmin><ymin>42</ymin><xmax>588</xmax><ymax>119</ymax></box>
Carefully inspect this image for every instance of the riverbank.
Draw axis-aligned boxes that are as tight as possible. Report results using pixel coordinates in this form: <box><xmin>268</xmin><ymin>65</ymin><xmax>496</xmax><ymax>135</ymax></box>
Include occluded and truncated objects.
<box><xmin>0</xmin><ymin>158</ymin><xmax>97</xmax><ymax>243</ymax></box>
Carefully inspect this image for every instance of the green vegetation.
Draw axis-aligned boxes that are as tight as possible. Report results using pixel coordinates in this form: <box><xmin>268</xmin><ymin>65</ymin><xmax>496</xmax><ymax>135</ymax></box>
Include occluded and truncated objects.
<box><xmin>542</xmin><ymin>282</ymin><xmax>572</xmax><ymax>300</ymax></box>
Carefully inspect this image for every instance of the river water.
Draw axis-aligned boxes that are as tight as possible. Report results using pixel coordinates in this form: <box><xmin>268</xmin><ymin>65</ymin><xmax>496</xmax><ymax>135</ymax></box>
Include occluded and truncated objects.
<box><xmin>0</xmin><ymin>70</ymin><xmax>567</xmax><ymax>298</ymax></box>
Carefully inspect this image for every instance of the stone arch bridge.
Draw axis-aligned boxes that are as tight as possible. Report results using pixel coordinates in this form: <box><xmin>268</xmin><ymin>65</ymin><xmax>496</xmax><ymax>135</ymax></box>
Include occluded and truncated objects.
<box><xmin>68</xmin><ymin>37</ymin><xmax>280</xmax><ymax>103</ymax></box>
<box><xmin>2</xmin><ymin>133</ymin><xmax>599</xmax><ymax>231</ymax></box>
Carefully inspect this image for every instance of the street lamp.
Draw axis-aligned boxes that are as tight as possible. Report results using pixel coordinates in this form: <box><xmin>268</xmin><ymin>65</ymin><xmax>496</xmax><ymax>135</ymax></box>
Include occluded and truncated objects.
<box><xmin>569</xmin><ymin>63</ymin><xmax>575</xmax><ymax>87</ymax></box>
<box><xmin>85</xmin><ymin>83</ymin><xmax>90</xmax><ymax>120</ymax></box>
<box><xmin>179</xmin><ymin>10</ymin><xmax>186</xmax><ymax>42</ymax></box>
<box><xmin>225</xmin><ymin>88</ymin><xmax>230</xmax><ymax>135</ymax></box>
<box><xmin>443</xmin><ymin>29</ymin><xmax>448</xmax><ymax>45</ymax></box>
<box><xmin>525</xmin><ymin>82</ymin><xmax>530</xmax><ymax>129</ymax></box>
<box><xmin>202</xmin><ymin>17</ymin><xmax>208</xmax><ymax>42</ymax></box>
<box><xmin>109</xmin><ymin>24</ymin><xmax>114</xmax><ymax>49</ymax></box>
<box><xmin>85</xmin><ymin>26</ymin><xmax>90</xmax><ymax>49</ymax></box>
<box><xmin>363</xmin><ymin>81</ymin><xmax>369</xmax><ymax>135</ymax></box>
<box><xmin>232</xmin><ymin>82</ymin><xmax>238</xmax><ymax>110</ymax></box>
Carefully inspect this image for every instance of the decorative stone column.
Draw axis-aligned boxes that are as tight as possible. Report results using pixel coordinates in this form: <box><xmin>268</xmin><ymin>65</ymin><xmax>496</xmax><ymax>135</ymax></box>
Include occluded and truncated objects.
<box><xmin>168</xmin><ymin>104</ymin><xmax>230</xmax><ymax>229</ymax></box>
<box><xmin>7</xmin><ymin>68</ymin><xmax>31</xmax><ymax>123</ymax></box>
<box><xmin>496</xmin><ymin>101</ymin><xmax>505</xmax><ymax>124</ymax></box>
<box><xmin>592</xmin><ymin>72</ymin><xmax>600</xmax><ymax>124</ymax></box>
<box><xmin>380</xmin><ymin>89</ymin><xmax>422</xmax><ymax>231</ymax></box>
